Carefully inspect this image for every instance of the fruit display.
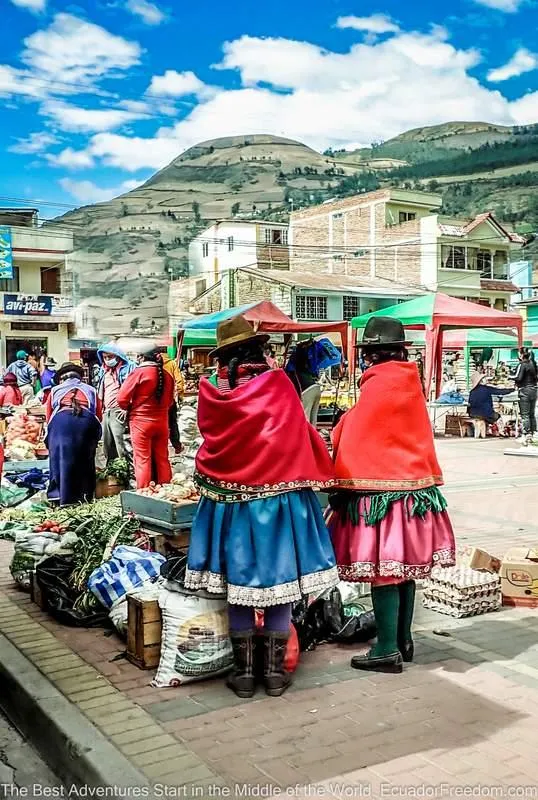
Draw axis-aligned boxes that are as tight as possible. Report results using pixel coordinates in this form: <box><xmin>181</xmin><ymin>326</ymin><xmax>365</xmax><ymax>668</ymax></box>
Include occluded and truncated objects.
<box><xmin>137</xmin><ymin>474</ymin><xmax>199</xmax><ymax>503</ymax></box>
<box><xmin>5</xmin><ymin>410</ymin><xmax>45</xmax><ymax>460</ymax></box>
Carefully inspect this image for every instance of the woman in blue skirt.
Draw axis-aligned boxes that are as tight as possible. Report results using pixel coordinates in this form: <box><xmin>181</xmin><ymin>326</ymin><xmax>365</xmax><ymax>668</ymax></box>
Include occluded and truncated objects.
<box><xmin>185</xmin><ymin>315</ymin><xmax>337</xmax><ymax>698</ymax></box>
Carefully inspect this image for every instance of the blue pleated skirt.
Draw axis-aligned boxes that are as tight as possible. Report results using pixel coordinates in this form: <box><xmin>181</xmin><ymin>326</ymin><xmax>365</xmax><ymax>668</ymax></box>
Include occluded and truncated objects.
<box><xmin>184</xmin><ymin>489</ymin><xmax>338</xmax><ymax>606</ymax></box>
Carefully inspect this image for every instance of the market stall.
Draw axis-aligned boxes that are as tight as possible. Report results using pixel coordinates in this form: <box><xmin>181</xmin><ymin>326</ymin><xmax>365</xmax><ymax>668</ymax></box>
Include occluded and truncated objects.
<box><xmin>351</xmin><ymin>293</ymin><xmax>524</xmax><ymax>399</ymax></box>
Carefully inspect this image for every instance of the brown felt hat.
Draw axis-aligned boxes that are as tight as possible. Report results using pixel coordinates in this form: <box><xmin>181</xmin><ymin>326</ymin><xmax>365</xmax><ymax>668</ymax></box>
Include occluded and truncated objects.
<box><xmin>210</xmin><ymin>315</ymin><xmax>270</xmax><ymax>358</ymax></box>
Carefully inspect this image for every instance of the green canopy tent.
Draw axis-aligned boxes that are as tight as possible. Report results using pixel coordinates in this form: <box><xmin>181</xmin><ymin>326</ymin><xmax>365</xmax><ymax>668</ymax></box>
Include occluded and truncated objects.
<box><xmin>351</xmin><ymin>293</ymin><xmax>523</xmax><ymax>397</ymax></box>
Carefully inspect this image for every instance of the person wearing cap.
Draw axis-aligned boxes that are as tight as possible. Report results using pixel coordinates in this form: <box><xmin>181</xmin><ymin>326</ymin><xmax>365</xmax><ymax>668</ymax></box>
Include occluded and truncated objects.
<box><xmin>185</xmin><ymin>315</ymin><xmax>337</xmax><ymax>699</ymax></box>
<box><xmin>5</xmin><ymin>351</ymin><xmax>37</xmax><ymax>405</ymax></box>
<box><xmin>328</xmin><ymin>317</ymin><xmax>456</xmax><ymax>674</ymax></box>
<box><xmin>40</xmin><ymin>356</ymin><xmax>57</xmax><ymax>389</ymax></box>
<box><xmin>45</xmin><ymin>363</ymin><xmax>102</xmax><ymax>506</ymax></box>
<box><xmin>117</xmin><ymin>344</ymin><xmax>174</xmax><ymax>488</ymax></box>
<box><xmin>467</xmin><ymin>371</ymin><xmax>514</xmax><ymax>439</ymax></box>
<box><xmin>0</xmin><ymin>373</ymin><xmax>23</xmax><ymax>407</ymax></box>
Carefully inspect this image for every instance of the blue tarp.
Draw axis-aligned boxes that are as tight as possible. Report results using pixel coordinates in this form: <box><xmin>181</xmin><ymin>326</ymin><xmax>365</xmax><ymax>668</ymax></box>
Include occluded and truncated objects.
<box><xmin>180</xmin><ymin>304</ymin><xmax>257</xmax><ymax>330</ymax></box>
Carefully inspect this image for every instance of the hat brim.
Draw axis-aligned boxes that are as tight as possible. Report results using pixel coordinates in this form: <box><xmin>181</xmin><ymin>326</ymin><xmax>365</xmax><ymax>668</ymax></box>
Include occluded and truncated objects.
<box><xmin>209</xmin><ymin>332</ymin><xmax>270</xmax><ymax>359</ymax></box>
<box><xmin>358</xmin><ymin>339</ymin><xmax>413</xmax><ymax>348</ymax></box>
<box><xmin>56</xmin><ymin>365</ymin><xmax>84</xmax><ymax>382</ymax></box>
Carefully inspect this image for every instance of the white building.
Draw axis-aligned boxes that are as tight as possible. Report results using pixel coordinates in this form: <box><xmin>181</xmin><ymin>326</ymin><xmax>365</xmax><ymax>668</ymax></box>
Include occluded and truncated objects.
<box><xmin>189</xmin><ymin>219</ymin><xmax>289</xmax><ymax>294</ymax></box>
<box><xmin>0</xmin><ymin>209</ymin><xmax>74</xmax><ymax>365</ymax></box>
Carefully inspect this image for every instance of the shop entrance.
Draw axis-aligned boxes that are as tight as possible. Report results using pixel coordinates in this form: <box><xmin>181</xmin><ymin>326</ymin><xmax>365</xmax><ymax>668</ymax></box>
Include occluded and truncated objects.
<box><xmin>6</xmin><ymin>338</ymin><xmax>48</xmax><ymax>366</ymax></box>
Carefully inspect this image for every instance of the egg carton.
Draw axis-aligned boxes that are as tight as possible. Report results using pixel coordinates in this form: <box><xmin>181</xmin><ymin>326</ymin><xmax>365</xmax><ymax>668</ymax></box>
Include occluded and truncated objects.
<box><xmin>428</xmin><ymin>565</ymin><xmax>501</xmax><ymax>591</ymax></box>
<box><xmin>423</xmin><ymin>595</ymin><xmax>501</xmax><ymax>618</ymax></box>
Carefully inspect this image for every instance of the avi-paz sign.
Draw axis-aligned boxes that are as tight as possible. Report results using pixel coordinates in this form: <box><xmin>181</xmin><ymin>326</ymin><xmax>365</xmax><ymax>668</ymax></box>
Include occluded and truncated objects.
<box><xmin>3</xmin><ymin>295</ymin><xmax>53</xmax><ymax>315</ymax></box>
<box><xmin>0</xmin><ymin>226</ymin><xmax>14</xmax><ymax>280</ymax></box>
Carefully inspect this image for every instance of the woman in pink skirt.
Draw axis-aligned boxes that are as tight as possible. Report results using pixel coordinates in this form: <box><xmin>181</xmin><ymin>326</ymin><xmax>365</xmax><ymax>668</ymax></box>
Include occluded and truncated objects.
<box><xmin>328</xmin><ymin>317</ymin><xmax>456</xmax><ymax>674</ymax></box>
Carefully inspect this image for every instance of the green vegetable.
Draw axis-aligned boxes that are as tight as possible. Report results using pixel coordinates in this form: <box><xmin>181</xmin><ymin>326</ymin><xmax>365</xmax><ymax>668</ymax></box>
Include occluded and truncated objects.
<box><xmin>96</xmin><ymin>458</ymin><xmax>130</xmax><ymax>487</ymax></box>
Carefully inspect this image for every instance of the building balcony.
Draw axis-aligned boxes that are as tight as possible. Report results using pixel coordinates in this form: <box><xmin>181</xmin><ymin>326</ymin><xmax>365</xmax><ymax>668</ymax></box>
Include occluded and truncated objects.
<box><xmin>0</xmin><ymin>293</ymin><xmax>74</xmax><ymax>323</ymax></box>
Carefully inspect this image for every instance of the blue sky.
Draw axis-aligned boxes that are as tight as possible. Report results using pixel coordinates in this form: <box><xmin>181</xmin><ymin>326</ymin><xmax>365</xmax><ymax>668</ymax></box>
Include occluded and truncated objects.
<box><xmin>3</xmin><ymin>0</ymin><xmax>538</xmax><ymax>217</ymax></box>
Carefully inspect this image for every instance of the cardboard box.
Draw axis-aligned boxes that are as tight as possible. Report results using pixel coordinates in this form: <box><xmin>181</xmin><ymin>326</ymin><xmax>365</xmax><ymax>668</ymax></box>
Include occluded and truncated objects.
<box><xmin>500</xmin><ymin>547</ymin><xmax>538</xmax><ymax>607</ymax></box>
<box><xmin>459</xmin><ymin>546</ymin><xmax>501</xmax><ymax>574</ymax></box>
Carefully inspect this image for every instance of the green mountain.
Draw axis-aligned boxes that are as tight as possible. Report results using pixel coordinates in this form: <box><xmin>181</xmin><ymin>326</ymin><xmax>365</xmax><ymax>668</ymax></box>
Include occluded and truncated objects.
<box><xmin>52</xmin><ymin>123</ymin><xmax>538</xmax><ymax>337</ymax></box>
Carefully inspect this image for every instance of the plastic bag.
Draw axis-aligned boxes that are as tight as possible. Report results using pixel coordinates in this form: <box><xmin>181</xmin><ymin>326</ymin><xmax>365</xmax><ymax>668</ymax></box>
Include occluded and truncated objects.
<box><xmin>292</xmin><ymin>586</ymin><xmax>376</xmax><ymax>650</ymax></box>
<box><xmin>152</xmin><ymin>587</ymin><xmax>233</xmax><ymax>688</ymax></box>
<box><xmin>254</xmin><ymin>611</ymin><xmax>300</xmax><ymax>673</ymax></box>
<box><xmin>36</xmin><ymin>555</ymin><xmax>110</xmax><ymax>628</ymax></box>
<box><xmin>109</xmin><ymin>597</ymin><xmax>128</xmax><ymax>637</ymax></box>
<box><xmin>88</xmin><ymin>546</ymin><xmax>165</xmax><ymax>609</ymax></box>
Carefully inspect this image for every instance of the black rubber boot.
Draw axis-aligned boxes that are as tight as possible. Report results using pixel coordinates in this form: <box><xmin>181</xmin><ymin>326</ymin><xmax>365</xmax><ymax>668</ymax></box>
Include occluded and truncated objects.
<box><xmin>263</xmin><ymin>632</ymin><xmax>292</xmax><ymax>697</ymax></box>
<box><xmin>226</xmin><ymin>631</ymin><xmax>256</xmax><ymax>698</ymax></box>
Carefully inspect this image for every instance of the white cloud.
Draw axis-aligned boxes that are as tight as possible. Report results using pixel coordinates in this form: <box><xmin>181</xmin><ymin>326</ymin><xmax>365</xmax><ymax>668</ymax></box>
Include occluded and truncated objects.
<box><xmin>473</xmin><ymin>0</ymin><xmax>523</xmax><ymax>10</ymax></box>
<box><xmin>509</xmin><ymin>91</ymin><xmax>538</xmax><ymax>123</ymax></box>
<box><xmin>336</xmin><ymin>14</ymin><xmax>400</xmax><ymax>34</ymax></box>
<box><xmin>88</xmin><ymin>132</ymin><xmax>181</xmax><ymax>170</ymax></box>
<box><xmin>487</xmin><ymin>48</ymin><xmax>537</xmax><ymax>81</ymax></box>
<box><xmin>0</xmin><ymin>65</ymin><xmax>47</xmax><ymax>99</ymax></box>
<box><xmin>10</xmin><ymin>0</ymin><xmax>46</xmax><ymax>12</ymax></box>
<box><xmin>41</xmin><ymin>99</ymin><xmax>145</xmax><ymax>132</ymax></box>
<box><xmin>125</xmin><ymin>0</ymin><xmax>166</xmax><ymax>25</ymax></box>
<box><xmin>8</xmin><ymin>131</ymin><xmax>59</xmax><ymax>154</ymax></box>
<box><xmin>59</xmin><ymin>177</ymin><xmax>143</xmax><ymax>204</ymax></box>
<box><xmin>21</xmin><ymin>13</ymin><xmax>142</xmax><ymax>88</ymax></box>
<box><xmin>147</xmin><ymin>70</ymin><xmax>207</xmax><ymax>97</ymax></box>
<box><xmin>47</xmin><ymin>147</ymin><xmax>95</xmax><ymax>169</ymax></box>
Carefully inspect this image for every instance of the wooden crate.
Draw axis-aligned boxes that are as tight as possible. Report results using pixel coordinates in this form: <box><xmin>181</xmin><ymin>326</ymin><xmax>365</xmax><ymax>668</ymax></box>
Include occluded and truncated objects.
<box><xmin>149</xmin><ymin>530</ymin><xmax>190</xmax><ymax>557</ymax></box>
<box><xmin>126</xmin><ymin>595</ymin><xmax>162</xmax><ymax>670</ymax></box>
<box><xmin>30</xmin><ymin>571</ymin><xmax>47</xmax><ymax>611</ymax></box>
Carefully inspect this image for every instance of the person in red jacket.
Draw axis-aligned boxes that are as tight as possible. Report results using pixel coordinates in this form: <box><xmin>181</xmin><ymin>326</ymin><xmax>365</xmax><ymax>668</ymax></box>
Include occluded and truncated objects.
<box><xmin>0</xmin><ymin>373</ymin><xmax>23</xmax><ymax>407</ymax></box>
<box><xmin>117</xmin><ymin>345</ymin><xmax>174</xmax><ymax>488</ymax></box>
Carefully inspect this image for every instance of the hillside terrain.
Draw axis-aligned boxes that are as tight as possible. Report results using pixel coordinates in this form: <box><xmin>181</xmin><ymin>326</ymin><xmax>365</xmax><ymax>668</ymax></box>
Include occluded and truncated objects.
<box><xmin>53</xmin><ymin>123</ymin><xmax>538</xmax><ymax>337</ymax></box>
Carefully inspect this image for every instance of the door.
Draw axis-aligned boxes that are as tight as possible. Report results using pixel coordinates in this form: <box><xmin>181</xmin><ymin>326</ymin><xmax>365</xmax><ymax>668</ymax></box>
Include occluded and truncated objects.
<box><xmin>6</xmin><ymin>338</ymin><xmax>48</xmax><ymax>366</ymax></box>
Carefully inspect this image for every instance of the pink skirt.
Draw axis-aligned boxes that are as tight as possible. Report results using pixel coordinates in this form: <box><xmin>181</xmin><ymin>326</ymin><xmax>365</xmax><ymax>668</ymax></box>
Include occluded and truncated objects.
<box><xmin>328</xmin><ymin>496</ymin><xmax>456</xmax><ymax>583</ymax></box>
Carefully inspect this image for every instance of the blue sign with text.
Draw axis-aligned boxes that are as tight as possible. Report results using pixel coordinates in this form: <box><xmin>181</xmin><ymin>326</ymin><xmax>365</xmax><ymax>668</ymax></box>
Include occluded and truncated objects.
<box><xmin>0</xmin><ymin>226</ymin><xmax>13</xmax><ymax>280</ymax></box>
<box><xmin>3</xmin><ymin>295</ymin><xmax>53</xmax><ymax>315</ymax></box>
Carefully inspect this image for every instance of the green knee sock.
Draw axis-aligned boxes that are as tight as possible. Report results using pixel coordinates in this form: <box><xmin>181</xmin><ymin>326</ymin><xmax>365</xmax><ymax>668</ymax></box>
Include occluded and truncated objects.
<box><xmin>397</xmin><ymin>580</ymin><xmax>416</xmax><ymax>645</ymax></box>
<box><xmin>369</xmin><ymin>584</ymin><xmax>400</xmax><ymax>658</ymax></box>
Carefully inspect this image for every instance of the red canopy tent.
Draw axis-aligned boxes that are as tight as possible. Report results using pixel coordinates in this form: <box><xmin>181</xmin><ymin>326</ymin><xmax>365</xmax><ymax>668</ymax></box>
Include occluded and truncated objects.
<box><xmin>178</xmin><ymin>300</ymin><xmax>349</xmax><ymax>352</ymax></box>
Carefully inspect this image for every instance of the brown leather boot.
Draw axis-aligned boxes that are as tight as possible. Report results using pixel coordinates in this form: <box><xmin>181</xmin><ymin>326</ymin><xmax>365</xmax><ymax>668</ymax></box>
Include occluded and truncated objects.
<box><xmin>226</xmin><ymin>631</ymin><xmax>256</xmax><ymax>698</ymax></box>
<box><xmin>263</xmin><ymin>632</ymin><xmax>292</xmax><ymax>697</ymax></box>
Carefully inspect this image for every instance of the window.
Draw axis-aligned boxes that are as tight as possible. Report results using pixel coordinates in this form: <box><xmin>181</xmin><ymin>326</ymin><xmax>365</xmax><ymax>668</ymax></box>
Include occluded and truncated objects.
<box><xmin>0</xmin><ymin>266</ymin><xmax>20</xmax><ymax>293</ymax></box>
<box><xmin>343</xmin><ymin>295</ymin><xmax>360</xmax><ymax>321</ymax></box>
<box><xmin>202</xmin><ymin>242</ymin><xmax>209</xmax><ymax>258</ymax></box>
<box><xmin>445</xmin><ymin>246</ymin><xmax>466</xmax><ymax>270</ymax></box>
<box><xmin>227</xmin><ymin>236</ymin><xmax>234</xmax><ymax>252</ymax></box>
<box><xmin>264</xmin><ymin>228</ymin><xmax>288</xmax><ymax>245</ymax></box>
<box><xmin>476</xmin><ymin>250</ymin><xmax>492</xmax><ymax>277</ymax></box>
<box><xmin>41</xmin><ymin>267</ymin><xmax>61</xmax><ymax>294</ymax></box>
<box><xmin>295</xmin><ymin>295</ymin><xmax>328</xmax><ymax>320</ymax></box>
<box><xmin>399</xmin><ymin>211</ymin><xmax>416</xmax><ymax>224</ymax></box>
<box><xmin>195</xmin><ymin>279</ymin><xmax>207</xmax><ymax>296</ymax></box>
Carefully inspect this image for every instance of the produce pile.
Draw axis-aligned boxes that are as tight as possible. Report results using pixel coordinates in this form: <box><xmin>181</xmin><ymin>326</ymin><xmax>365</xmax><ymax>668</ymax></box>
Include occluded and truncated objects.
<box><xmin>137</xmin><ymin>473</ymin><xmax>199</xmax><ymax>503</ymax></box>
<box><xmin>5</xmin><ymin>410</ymin><xmax>45</xmax><ymax>461</ymax></box>
<box><xmin>5</xmin><ymin>497</ymin><xmax>142</xmax><ymax>606</ymax></box>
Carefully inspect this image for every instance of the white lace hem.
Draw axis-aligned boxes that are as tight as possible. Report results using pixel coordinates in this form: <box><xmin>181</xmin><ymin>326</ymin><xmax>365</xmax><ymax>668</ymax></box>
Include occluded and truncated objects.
<box><xmin>184</xmin><ymin>566</ymin><xmax>339</xmax><ymax>607</ymax></box>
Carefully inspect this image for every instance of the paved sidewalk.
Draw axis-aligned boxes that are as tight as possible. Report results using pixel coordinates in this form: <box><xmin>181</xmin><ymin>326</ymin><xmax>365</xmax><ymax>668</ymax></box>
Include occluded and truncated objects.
<box><xmin>2</xmin><ymin>439</ymin><xmax>538</xmax><ymax>797</ymax></box>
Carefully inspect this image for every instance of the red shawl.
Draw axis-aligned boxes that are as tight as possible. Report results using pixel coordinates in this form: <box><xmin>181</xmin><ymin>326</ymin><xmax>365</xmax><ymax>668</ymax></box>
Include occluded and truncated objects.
<box><xmin>332</xmin><ymin>361</ymin><xmax>443</xmax><ymax>492</ymax></box>
<box><xmin>195</xmin><ymin>369</ymin><xmax>335</xmax><ymax>500</ymax></box>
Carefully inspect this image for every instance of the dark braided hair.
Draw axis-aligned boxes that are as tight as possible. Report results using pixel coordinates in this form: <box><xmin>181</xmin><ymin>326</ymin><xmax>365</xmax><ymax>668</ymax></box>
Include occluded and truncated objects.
<box><xmin>143</xmin><ymin>351</ymin><xmax>165</xmax><ymax>400</ymax></box>
<box><xmin>217</xmin><ymin>341</ymin><xmax>267</xmax><ymax>389</ymax></box>
<box><xmin>361</xmin><ymin>346</ymin><xmax>408</xmax><ymax>365</ymax></box>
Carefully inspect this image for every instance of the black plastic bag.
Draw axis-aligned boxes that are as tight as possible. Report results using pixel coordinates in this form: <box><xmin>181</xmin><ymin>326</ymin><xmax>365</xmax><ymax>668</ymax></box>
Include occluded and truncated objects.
<box><xmin>292</xmin><ymin>589</ymin><xmax>377</xmax><ymax>651</ymax></box>
<box><xmin>323</xmin><ymin>587</ymin><xmax>376</xmax><ymax>643</ymax></box>
<box><xmin>36</xmin><ymin>555</ymin><xmax>110</xmax><ymax>628</ymax></box>
<box><xmin>160</xmin><ymin>553</ymin><xmax>187</xmax><ymax>585</ymax></box>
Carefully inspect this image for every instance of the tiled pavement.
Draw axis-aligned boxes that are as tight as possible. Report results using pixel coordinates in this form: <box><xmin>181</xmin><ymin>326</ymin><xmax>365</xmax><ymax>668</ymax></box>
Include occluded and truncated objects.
<box><xmin>2</xmin><ymin>438</ymin><xmax>538</xmax><ymax>797</ymax></box>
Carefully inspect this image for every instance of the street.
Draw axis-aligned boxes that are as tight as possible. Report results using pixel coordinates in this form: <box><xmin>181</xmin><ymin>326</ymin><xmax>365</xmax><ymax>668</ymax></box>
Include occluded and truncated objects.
<box><xmin>0</xmin><ymin>710</ymin><xmax>62</xmax><ymax>797</ymax></box>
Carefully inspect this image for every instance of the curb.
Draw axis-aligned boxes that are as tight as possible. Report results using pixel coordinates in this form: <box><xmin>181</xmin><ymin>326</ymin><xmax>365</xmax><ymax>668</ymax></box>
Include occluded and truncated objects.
<box><xmin>0</xmin><ymin>632</ymin><xmax>151</xmax><ymax>792</ymax></box>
